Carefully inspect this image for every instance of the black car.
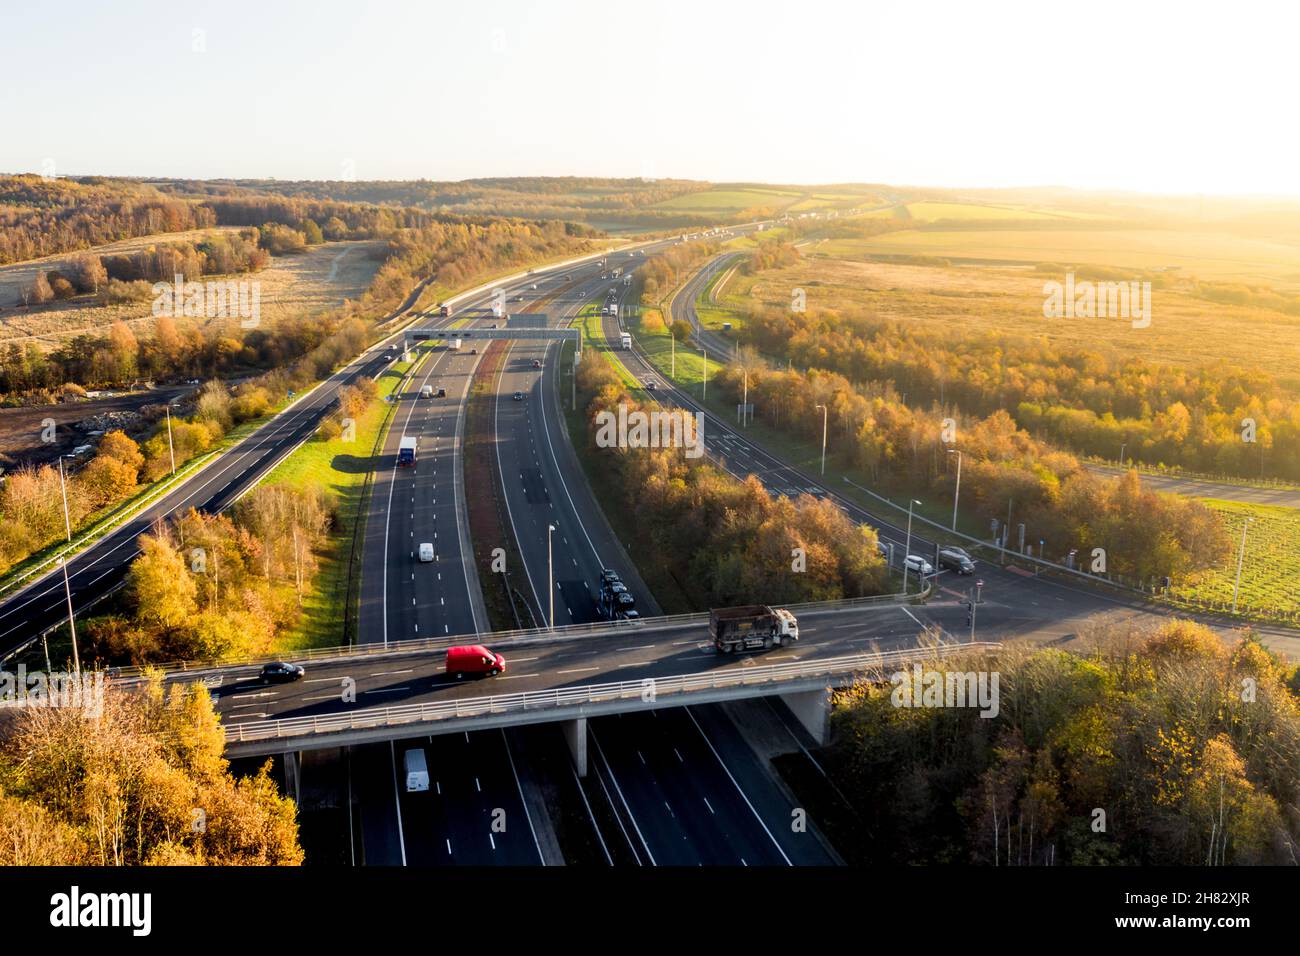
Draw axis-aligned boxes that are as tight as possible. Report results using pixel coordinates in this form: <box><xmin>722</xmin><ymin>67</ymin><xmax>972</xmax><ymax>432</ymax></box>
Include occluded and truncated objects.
<box><xmin>938</xmin><ymin>548</ymin><xmax>976</xmax><ymax>574</ymax></box>
<box><xmin>599</xmin><ymin>568</ymin><xmax>622</xmax><ymax>586</ymax></box>
<box><xmin>259</xmin><ymin>662</ymin><xmax>305</xmax><ymax>684</ymax></box>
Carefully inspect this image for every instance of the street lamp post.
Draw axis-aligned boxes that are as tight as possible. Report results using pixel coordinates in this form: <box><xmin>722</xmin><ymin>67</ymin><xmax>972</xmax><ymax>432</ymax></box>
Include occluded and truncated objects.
<box><xmin>947</xmin><ymin>448</ymin><xmax>962</xmax><ymax>531</ymax></box>
<box><xmin>165</xmin><ymin>404</ymin><xmax>177</xmax><ymax>476</ymax></box>
<box><xmin>547</xmin><ymin>524</ymin><xmax>557</xmax><ymax>629</ymax></box>
<box><xmin>814</xmin><ymin>404</ymin><xmax>828</xmax><ymax>475</ymax></box>
<box><xmin>902</xmin><ymin>499</ymin><xmax>921</xmax><ymax>594</ymax></box>
<box><xmin>57</xmin><ymin>454</ymin><xmax>72</xmax><ymax>542</ymax></box>
<box><xmin>1231</xmin><ymin>517</ymin><xmax>1253</xmax><ymax>613</ymax></box>
<box><xmin>742</xmin><ymin>369</ymin><xmax>748</xmax><ymax>427</ymax></box>
<box><xmin>1119</xmin><ymin>442</ymin><xmax>1127</xmax><ymax>467</ymax></box>
<box><xmin>57</xmin><ymin>557</ymin><xmax>81</xmax><ymax>678</ymax></box>
<box><xmin>701</xmin><ymin>348</ymin><xmax>707</xmax><ymax>402</ymax></box>
<box><xmin>670</xmin><ymin>331</ymin><xmax>675</xmax><ymax>377</ymax></box>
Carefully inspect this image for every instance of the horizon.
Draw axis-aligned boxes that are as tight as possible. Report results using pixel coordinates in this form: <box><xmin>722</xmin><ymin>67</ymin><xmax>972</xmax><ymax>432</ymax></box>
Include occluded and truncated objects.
<box><xmin>2</xmin><ymin>0</ymin><xmax>1296</xmax><ymax>196</ymax></box>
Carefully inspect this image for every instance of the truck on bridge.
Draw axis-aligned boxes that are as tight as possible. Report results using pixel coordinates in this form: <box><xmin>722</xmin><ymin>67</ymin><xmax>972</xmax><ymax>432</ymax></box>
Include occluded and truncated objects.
<box><xmin>398</xmin><ymin>436</ymin><xmax>417</xmax><ymax>467</ymax></box>
<box><xmin>710</xmin><ymin>605</ymin><xmax>799</xmax><ymax>654</ymax></box>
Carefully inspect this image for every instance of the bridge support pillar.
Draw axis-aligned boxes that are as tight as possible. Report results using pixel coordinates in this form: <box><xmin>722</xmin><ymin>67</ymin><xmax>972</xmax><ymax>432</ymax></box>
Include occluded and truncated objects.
<box><xmin>563</xmin><ymin>718</ymin><xmax>588</xmax><ymax>777</ymax></box>
<box><xmin>780</xmin><ymin>688</ymin><xmax>831</xmax><ymax>745</ymax></box>
<box><xmin>283</xmin><ymin>751</ymin><xmax>302</xmax><ymax>804</ymax></box>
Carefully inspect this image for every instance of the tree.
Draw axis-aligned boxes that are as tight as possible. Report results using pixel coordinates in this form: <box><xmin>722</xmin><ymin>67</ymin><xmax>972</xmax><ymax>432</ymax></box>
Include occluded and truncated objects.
<box><xmin>28</xmin><ymin>272</ymin><xmax>53</xmax><ymax>305</ymax></box>
<box><xmin>128</xmin><ymin>534</ymin><xmax>197</xmax><ymax>630</ymax></box>
<box><xmin>0</xmin><ymin>677</ymin><xmax>302</xmax><ymax>865</ymax></box>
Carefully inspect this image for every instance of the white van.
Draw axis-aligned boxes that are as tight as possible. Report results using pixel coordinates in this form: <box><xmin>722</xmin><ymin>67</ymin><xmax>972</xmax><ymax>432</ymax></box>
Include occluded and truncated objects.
<box><xmin>403</xmin><ymin>748</ymin><xmax>429</xmax><ymax>792</ymax></box>
<box><xmin>418</xmin><ymin>542</ymin><xmax>435</xmax><ymax>562</ymax></box>
<box><xmin>420</xmin><ymin>384</ymin><xmax>433</xmax><ymax>399</ymax></box>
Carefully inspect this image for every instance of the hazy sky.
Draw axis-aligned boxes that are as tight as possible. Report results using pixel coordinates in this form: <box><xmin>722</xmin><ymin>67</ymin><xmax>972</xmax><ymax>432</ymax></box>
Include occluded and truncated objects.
<box><xmin>2</xmin><ymin>0</ymin><xmax>1295</xmax><ymax>194</ymax></box>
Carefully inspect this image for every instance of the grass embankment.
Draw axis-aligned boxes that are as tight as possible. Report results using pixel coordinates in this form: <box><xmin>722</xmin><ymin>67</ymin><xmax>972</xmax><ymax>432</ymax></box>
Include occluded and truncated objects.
<box><xmin>262</xmin><ymin>351</ymin><xmax>421</xmax><ymax>650</ymax></box>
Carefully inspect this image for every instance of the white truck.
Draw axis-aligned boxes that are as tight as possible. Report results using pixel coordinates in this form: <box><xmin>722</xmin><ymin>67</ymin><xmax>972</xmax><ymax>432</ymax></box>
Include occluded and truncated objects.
<box><xmin>419</xmin><ymin>384</ymin><xmax>433</xmax><ymax>399</ymax></box>
<box><xmin>620</xmin><ymin>332</ymin><xmax>632</xmax><ymax>350</ymax></box>
<box><xmin>403</xmin><ymin>749</ymin><xmax>429</xmax><ymax>792</ymax></box>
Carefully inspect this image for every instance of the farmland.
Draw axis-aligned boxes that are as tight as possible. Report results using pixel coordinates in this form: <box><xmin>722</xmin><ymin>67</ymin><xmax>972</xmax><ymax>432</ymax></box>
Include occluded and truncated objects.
<box><xmin>1175</xmin><ymin>500</ymin><xmax>1300</xmax><ymax>622</ymax></box>
<box><xmin>728</xmin><ymin>253</ymin><xmax>1300</xmax><ymax>394</ymax></box>
<box><xmin>0</xmin><ymin>235</ymin><xmax>386</xmax><ymax>346</ymax></box>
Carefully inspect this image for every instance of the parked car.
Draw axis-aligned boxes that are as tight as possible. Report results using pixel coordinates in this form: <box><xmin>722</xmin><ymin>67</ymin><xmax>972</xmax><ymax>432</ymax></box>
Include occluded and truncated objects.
<box><xmin>938</xmin><ymin>547</ymin><xmax>976</xmax><ymax>574</ymax></box>
<box><xmin>446</xmin><ymin>645</ymin><xmax>505</xmax><ymax>678</ymax></box>
<box><xmin>904</xmin><ymin>555</ymin><xmax>934</xmax><ymax>576</ymax></box>
<box><xmin>259</xmin><ymin>662</ymin><xmax>304</xmax><ymax>684</ymax></box>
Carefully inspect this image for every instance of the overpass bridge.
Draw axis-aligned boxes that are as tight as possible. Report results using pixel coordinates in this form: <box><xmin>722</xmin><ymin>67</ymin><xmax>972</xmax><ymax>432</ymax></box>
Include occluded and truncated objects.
<box><xmin>222</xmin><ymin>642</ymin><xmax>1001</xmax><ymax>768</ymax></box>
<box><xmin>118</xmin><ymin>590</ymin><xmax>1013</xmax><ymax>771</ymax></box>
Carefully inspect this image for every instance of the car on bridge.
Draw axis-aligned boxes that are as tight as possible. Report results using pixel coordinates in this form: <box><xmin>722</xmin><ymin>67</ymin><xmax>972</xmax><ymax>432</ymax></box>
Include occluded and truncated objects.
<box><xmin>258</xmin><ymin>662</ymin><xmax>305</xmax><ymax>684</ymax></box>
<box><xmin>446</xmin><ymin>645</ymin><xmax>506</xmax><ymax>678</ymax></box>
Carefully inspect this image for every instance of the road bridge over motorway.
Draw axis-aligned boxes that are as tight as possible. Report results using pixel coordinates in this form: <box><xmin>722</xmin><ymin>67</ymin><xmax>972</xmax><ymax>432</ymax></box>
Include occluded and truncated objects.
<box><xmin>119</xmin><ymin>591</ymin><xmax>1011</xmax><ymax>769</ymax></box>
<box><xmin>222</xmin><ymin>641</ymin><xmax>998</xmax><ymax>765</ymax></box>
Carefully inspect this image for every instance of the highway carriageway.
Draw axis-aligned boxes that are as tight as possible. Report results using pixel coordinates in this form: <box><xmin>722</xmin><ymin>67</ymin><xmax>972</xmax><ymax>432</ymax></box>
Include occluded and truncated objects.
<box><xmin>124</xmin><ymin>594</ymin><xmax>1000</xmax><ymax>758</ymax></box>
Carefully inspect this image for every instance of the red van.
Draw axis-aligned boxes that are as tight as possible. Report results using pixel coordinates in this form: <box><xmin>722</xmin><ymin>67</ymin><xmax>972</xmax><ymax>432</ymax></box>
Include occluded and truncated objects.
<box><xmin>446</xmin><ymin>645</ymin><xmax>506</xmax><ymax>678</ymax></box>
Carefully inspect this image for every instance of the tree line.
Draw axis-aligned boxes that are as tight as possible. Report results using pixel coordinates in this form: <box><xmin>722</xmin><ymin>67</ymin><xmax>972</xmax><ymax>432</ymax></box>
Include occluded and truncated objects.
<box><xmin>713</xmin><ymin>362</ymin><xmax>1231</xmax><ymax>585</ymax></box>
<box><xmin>737</xmin><ymin>301</ymin><xmax>1300</xmax><ymax>482</ymax></box>
<box><xmin>823</xmin><ymin>618</ymin><xmax>1300</xmax><ymax>864</ymax></box>
<box><xmin>576</xmin><ymin>355</ymin><xmax>887</xmax><ymax>606</ymax></box>
<box><xmin>0</xmin><ymin>380</ymin><xmax>277</xmax><ymax>575</ymax></box>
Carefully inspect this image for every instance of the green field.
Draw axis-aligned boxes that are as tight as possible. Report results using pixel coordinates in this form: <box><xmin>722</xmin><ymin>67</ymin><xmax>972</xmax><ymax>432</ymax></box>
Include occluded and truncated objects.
<box><xmin>262</xmin><ymin>348</ymin><xmax>424</xmax><ymax>650</ymax></box>
<box><xmin>1174</xmin><ymin>500</ymin><xmax>1300</xmax><ymax>623</ymax></box>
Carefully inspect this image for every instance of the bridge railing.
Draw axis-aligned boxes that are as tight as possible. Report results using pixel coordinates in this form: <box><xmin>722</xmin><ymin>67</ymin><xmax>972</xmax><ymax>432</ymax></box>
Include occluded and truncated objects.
<box><xmin>224</xmin><ymin>640</ymin><xmax>998</xmax><ymax>746</ymax></box>
<box><xmin>113</xmin><ymin>586</ymin><xmax>930</xmax><ymax>680</ymax></box>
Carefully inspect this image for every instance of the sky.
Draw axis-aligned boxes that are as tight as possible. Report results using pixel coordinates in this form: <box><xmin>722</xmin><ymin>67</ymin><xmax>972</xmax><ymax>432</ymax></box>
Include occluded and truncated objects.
<box><xmin>1</xmin><ymin>0</ymin><xmax>1296</xmax><ymax>195</ymax></box>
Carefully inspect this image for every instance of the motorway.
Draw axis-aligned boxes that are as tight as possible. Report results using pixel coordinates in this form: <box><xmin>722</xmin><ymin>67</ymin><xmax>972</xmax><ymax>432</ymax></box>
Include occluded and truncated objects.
<box><xmin>0</xmin><ymin>342</ymin><xmax>396</xmax><ymax>659</ymax></box>
<box><xmin>162</xmin><ymin>230</ymin><xmax>1299</xmax><ymax>864</ymax></box>
<box><xmin>216</xmin><ymin>234</ymin><xmax>846</xmax><ymax>865</ymax></box>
